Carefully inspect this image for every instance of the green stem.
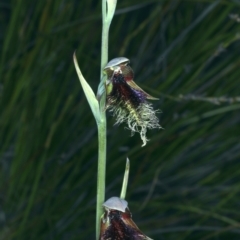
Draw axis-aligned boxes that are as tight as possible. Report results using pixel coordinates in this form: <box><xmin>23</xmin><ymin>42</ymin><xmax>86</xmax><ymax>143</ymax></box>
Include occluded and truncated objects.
<box><xmin>96</xmin><ymin>1</ymin><xmax>109</xmax><ymax>238</ymax></box>
<box><xmin>96</xmin><ymin>115</ymin><xmax>107</xmax><ymax>239</ymax></box>
<box><xmin>100</xmin><ymin>21</ymin><xmax>109</xmax><ymax>76</ymax></box>
<box><xmin>96</xmin><ymin>0</ymin><xmax>117</xmax><ymax>238</ymax></box>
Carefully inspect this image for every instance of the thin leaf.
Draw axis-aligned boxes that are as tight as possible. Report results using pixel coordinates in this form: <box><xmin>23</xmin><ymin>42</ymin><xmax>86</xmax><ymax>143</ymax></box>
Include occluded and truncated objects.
<box><xmin>73</xmin><ymin>52</ymin><xmax>100</xmax><ymax>123</ymax></box>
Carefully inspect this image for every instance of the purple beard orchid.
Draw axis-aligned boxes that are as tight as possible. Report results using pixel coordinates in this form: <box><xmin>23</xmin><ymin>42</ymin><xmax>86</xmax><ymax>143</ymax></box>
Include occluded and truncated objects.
<box><xmin>104</xmin><ymin>57</ymin><xmax>161</xmax><ymax>146</ymax></box>
<box><xmin>99</xmin><ymin>197</ymin><xmax>153</xmax><ymax>240</ymax></box>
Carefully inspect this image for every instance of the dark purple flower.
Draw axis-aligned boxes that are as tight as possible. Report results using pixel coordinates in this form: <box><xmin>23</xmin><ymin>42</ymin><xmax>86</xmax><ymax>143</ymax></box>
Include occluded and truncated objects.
<box><xmin>104</xmin><ymin>57</ymin><xmax>161</xmax><ymax>146</ymax></box>
<box><xmin>99</xmin><ymin>197</ymin><xmax>153</xmax><ymax>240</ymax></box>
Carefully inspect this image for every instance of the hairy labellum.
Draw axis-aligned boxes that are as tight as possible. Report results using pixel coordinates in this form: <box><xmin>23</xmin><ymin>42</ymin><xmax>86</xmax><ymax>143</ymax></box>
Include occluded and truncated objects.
<box><xmin>99</xmin><ymin>197</ymin><xmax>153</xmax><ymax>240</ymax></box>
<box><xmin>104</xmin><ymin>58</ymin><xmax>161</xmax><ymax>146</ymax></box>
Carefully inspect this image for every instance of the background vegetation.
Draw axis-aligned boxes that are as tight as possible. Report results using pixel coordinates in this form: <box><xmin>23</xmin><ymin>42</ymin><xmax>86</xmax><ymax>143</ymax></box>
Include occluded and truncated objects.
<box><xmin>1</xmin><ymin>0</ymin><xmax>240</xmax><ymax>239</ymax></box>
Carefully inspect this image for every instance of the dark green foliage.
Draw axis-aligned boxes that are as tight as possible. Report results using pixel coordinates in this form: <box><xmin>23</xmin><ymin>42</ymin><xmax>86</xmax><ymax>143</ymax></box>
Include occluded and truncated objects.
<box><xmin>1</xmin><ymin>0</ymin><xmax>240</xmax><ymax>239</ymax></box>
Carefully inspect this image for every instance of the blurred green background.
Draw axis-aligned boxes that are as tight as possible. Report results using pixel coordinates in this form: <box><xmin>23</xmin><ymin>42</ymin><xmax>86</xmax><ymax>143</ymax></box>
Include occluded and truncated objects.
<box><xmin>1</xmin><ymin>0</ymin><xmax>240</xmax><ymax>239</ymax></box>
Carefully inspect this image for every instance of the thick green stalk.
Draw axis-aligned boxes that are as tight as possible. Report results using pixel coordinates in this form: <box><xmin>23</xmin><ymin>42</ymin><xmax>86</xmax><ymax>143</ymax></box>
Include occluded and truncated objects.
<box><xmin>96</xmin><ymin>0</ymin><xmax>117</xmax><ymax>238</ymax></box>
<box><xmin>100</xmin><ymin>3</ymin><xmax>109</xmax><ymax>76</ymax></box>
<box><xmin>96</xmin><ymin>114</ymin><xmax>107</xmax><ymax>239</ymax></box>
<box><xmin>95</xmin><ymin>2</ymin><xmax>108</xmax><ymax>239</ymax></box>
